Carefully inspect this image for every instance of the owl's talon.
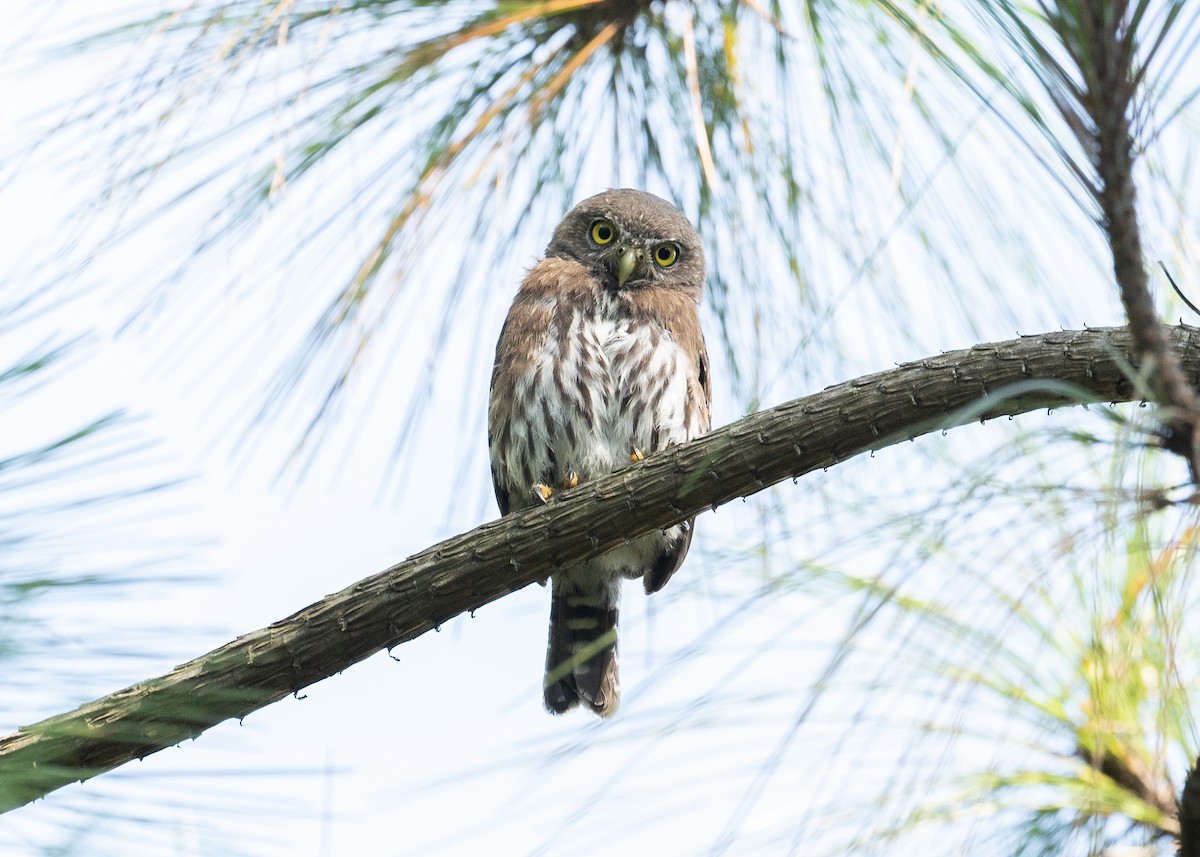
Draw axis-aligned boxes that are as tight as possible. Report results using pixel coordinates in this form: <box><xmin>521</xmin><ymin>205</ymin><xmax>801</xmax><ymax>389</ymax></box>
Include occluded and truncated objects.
<box><xmin>563</xmin><ymin>470</ymin><xmax>579</xmax><ymax>489</ymax></box>
<box><xmin>630</xmin><ymin>448</ymin><xmax>645</xmax><ymax>462</ymax></box>
<box><xmin>532</xmin><ymin>483</ymin><xmax>555</xmax><ymax>504</ymax></box>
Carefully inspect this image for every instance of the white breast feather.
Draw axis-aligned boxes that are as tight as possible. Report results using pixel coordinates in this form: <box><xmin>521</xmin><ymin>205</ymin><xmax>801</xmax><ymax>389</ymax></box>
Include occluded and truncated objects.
<box><xmin>496</xmin><ymin>295</ymin><xmax>696</xmax><ymax>576</ymax></box>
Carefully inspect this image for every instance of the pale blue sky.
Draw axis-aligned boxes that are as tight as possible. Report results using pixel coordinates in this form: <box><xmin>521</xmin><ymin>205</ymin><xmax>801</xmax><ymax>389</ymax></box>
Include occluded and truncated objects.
<box><xmin>3</xmin><ymin>3</ymin><xmax>1198</xmax><ymax>855</ymax></box>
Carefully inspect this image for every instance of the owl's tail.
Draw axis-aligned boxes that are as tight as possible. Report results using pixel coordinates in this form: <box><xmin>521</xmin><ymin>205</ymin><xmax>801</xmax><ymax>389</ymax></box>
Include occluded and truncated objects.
<box><xmin>544</xmin><ymin>575</ymin><xmax>620</xmax><ymax>717</ymax></box>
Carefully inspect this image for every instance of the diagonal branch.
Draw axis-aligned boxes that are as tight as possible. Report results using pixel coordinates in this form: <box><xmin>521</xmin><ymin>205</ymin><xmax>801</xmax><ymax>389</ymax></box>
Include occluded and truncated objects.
<box><xmin>3</xmin><ymin>325</ymin><xmax>1200</xmax><ymax>813</ymax></box>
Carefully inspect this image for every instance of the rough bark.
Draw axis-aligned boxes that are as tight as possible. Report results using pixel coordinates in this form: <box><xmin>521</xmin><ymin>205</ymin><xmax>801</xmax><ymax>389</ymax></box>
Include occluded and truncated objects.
<box><xmin>1079</xmin><ymin>0</ymin><xmax>1200</xmax><ymax>474</ymax></box>
<box><xmin>1181</xmin><ymin>757</ymin><xmax>1200</xmax><ymax>857</ymax></box>
<box><xmin>3</xmin><ymin>324</ymin><xmax>1199</xmax><ymax>813</ymax></box>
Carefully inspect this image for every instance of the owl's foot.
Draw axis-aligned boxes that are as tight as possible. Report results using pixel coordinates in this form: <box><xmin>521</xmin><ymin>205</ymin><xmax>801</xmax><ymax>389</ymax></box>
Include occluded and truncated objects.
<box><xmin>533</xmin><ymin>471</ymin><xmax>579</xmax><ymax>503</ymax></box>
<box><xmin>629</xmin><ymin>448</ymin><xmax>645</xmax><ymax>462</ymax></box>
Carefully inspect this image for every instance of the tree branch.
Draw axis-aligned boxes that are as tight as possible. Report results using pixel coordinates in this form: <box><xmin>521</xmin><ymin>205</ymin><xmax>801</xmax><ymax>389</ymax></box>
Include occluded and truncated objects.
<box><xmin>1077</xmin><ymin>0</ymin><xmax>1200</xmax><ymax>475</ymax></box>
<box><xmin>3</xmin><ymin>325</ymin><xmax>1199</xmax><ymax>813</ymax></box>
<box><xmin>1180</xmin><ymin>756</ymin><xmax>1200</xmax><ymax>856</ymax></box>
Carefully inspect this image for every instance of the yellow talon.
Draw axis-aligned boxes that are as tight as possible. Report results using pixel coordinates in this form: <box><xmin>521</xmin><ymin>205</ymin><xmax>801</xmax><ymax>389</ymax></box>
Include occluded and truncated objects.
<box><xmin>532</xmin><ymin>483</ymin><xmax>555</xmax><ymax>503</ymax></box>
<box><xmin>563</xmin><ymin>470</ymin><xmax>579</xmax><ymax>489</ymax></box>
<box><xmin>630</xmin><ymin>448</ymin><xmax>645</xmax><ymax>462</ymax></box>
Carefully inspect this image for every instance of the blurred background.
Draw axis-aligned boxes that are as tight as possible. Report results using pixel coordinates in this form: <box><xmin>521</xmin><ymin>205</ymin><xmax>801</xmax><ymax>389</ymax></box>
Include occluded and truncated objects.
<box><xmin>2</xmin><ymin>0</ymin><xmax>1199</xmax><ymax>854</ymax></box>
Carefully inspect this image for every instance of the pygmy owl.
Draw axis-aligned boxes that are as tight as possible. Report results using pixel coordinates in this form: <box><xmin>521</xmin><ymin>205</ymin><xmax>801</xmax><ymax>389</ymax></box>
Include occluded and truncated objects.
<box><xmin>488</xmin><ymin>188</ymin><xmax>712</xmax><ymax>717</ymax></box>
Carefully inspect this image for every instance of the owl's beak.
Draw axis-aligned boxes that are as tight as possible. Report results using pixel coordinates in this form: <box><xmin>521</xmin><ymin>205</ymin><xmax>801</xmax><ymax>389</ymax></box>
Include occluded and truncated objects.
<box><xmin>616</xmin><ymin>247</ymin><xmax>642</xmax><ymax>288</ymax></box>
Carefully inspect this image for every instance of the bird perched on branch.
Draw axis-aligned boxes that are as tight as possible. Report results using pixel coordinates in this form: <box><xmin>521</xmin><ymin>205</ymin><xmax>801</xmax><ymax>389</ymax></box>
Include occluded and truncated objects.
<box><xmin>488</xmin><ymin>188</ymin><xmax>712</xmax><ymax>717</ymax></box>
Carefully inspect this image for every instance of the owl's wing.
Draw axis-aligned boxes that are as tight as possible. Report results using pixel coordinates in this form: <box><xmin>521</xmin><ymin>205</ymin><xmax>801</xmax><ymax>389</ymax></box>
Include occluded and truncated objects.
<box><xmin>643</xmin><ymin>319</ymin><xmax>711</xmax><ymax>595</ymax></box>
<box><xmin>488</xmin><ymin>290</ymin><xmax>548</xmax><ymax>518</ymax></box>
<box><xmin>492</xmin><ymin>472</ymin><xmax>511</xmax><ymax>516</ymax></box>
<box><xmin>695</xmin><ymin>346</ymin><xmax>712</xmax><ymax>433</ymax></box>
<box><xmin>488</xmin><ymin>313</ymin><xmax>514</xmax><ymax>516</ymax></box>
<box><xmin>489</xmin><ymin>261</ymin><xmax>579</xmax><ymax>517</ymax></box>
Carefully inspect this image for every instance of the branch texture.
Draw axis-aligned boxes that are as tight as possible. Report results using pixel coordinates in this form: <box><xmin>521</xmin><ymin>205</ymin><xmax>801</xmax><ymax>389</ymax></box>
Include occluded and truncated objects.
<box><xmin>1075</xmin><ymin>0</ymin><xmax>1200</xmax><ymax>473</ymax></box>
<box><xmin>3</xmin><ymin>324</ymin><xmax>1200</xmax><ymax>812</ymax></box>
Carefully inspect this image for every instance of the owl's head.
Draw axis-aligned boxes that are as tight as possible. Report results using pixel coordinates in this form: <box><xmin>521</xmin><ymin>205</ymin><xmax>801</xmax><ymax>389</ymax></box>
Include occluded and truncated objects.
<box><xmin>545</xmin><ymin>189</ymin><xmax>705</xmax><ymax>299</ymax></box>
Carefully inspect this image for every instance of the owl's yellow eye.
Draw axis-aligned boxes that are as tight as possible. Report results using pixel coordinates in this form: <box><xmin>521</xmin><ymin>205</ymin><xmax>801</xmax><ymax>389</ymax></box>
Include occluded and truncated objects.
<box><xmin>590</xmin><ymin>219</ymin><xmax>615</xmax><ymax>245</ymax></box>
<box><xmin>653</xmin><ymin>243</ymin><xmax>679</xmax><ymax>267</ymax></box>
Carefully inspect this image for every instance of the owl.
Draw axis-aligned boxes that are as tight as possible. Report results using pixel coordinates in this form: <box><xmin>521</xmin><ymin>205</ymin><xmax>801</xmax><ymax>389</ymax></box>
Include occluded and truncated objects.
<box><xmin>488</xmin><ymin>188</ymin><xmax>712</xmax><ymax>717</ymax></box>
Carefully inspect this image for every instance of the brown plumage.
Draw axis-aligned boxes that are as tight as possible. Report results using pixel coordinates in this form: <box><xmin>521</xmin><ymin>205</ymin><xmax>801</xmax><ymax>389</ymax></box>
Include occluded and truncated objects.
<box><xmin>488</xmin><ymin>189</ymin><xmax>712</xmax><ymax>717</ymax></box>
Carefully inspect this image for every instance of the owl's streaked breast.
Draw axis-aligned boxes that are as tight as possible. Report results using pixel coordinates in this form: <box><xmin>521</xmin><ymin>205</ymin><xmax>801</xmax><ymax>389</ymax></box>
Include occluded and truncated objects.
<box><xmin>540</xmin><ymin>294</ymin><xmax>694</xmax><ymax>480</ymax></box>
<box><xmin>488</xmin><ymin>292</ymin><xmax>694</xmax><ymax>576</ymax></box>
<box><xmin>487</xmin><ymin>260</ymin><xmax>705</xmax><ymax>523</ymax></box>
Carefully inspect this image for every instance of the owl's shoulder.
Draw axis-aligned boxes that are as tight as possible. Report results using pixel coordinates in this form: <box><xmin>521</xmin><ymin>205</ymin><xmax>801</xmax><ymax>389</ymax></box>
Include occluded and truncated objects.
<box><xmin>516</xmin><ymin>256</ymin><xmax>601</xmax><ymax>305</ymax></box>
<box><xmin>493</xmin><ymin>257</ymin><xmax>602</xmax><ymax>377</ymax></box>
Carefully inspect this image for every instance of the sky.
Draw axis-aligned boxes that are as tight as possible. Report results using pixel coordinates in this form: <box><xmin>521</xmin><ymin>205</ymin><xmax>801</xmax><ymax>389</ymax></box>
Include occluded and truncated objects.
<box><xmin>1</xmin><ymin>2</ymin><xmax>1196</xmax><ymax>856</ymax></box>
<box><xmin>0</xmin><ymin>8</ymin><xmax>845</xmax><ymax>854</ymax></box>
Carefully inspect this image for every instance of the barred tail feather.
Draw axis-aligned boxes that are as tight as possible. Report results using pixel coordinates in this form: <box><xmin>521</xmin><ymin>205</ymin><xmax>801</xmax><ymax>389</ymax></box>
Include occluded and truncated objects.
<box><xmin>544</xmin><ymin>578</ymin><xmax>620</xmax><ymax>717</ymax></box>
